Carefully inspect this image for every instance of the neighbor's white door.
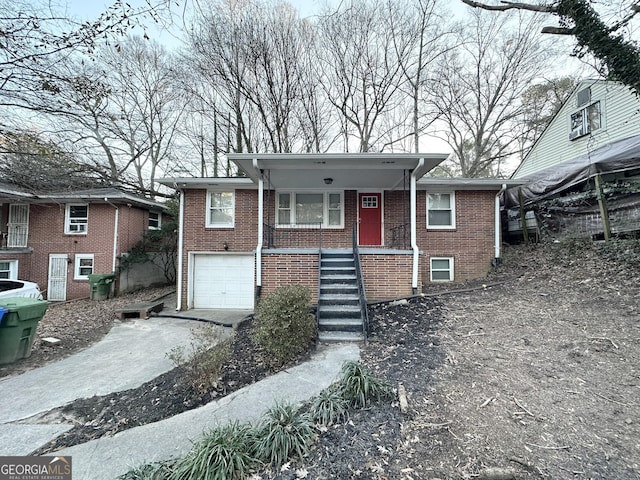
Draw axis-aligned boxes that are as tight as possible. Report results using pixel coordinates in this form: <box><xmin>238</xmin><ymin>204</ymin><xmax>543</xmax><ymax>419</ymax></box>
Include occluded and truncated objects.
<box><xmin>48</xmin><ymin>254</ymin><xmax>68</xmax><ymax>301</ymax></box>
<box><xmin>192</xmin><ymin>254</ymin><xmax>254</xmax><ymax>309</ymax></box>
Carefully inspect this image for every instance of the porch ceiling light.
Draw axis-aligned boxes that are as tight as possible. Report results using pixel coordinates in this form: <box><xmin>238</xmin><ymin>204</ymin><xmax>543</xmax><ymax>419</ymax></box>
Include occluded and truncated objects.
<box><xmin>324</xmin><ymin>178</ymin><xmax>333</xmax><ymax>185</ymax></box>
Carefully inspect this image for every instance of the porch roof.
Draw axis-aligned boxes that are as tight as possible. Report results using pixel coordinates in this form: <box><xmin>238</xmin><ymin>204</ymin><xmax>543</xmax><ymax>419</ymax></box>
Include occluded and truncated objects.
<box><xmin>418</xmin><ymin>178</ymin><xmax>524</xmax><ymax>192</ymax></box>
<box><xmin>229</xmin><ymin>153</ymin><xmax>449</xmax><ymax>190</ymax></box>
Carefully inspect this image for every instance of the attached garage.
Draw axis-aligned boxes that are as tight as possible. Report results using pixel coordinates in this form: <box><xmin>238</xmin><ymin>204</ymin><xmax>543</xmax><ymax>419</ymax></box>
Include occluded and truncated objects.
<box><xmin>191</xmin><ymin>253</ymin><xmax>255</xmax><ymax>309</ymax></box>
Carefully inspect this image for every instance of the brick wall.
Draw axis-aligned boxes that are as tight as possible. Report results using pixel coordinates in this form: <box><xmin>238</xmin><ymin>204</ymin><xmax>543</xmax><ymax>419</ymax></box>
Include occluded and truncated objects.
<box><xmin>261</xmin><ymin>253</ymin><xmax>318</xmax><ymax>302</ymax></box>
<box><xmin>361</xmin><ymin>253</ymin><xmax>414</xmax><ymax>300</ymax></box>
<box><xmin>417</xmin><ymin>190</ymin><xmax>497</xmax><ymax>285</ymax></box>
<box><xmin>178</xmin><ymin>187</ymin><xmax>499</xmax><ymax>307</ymax></box>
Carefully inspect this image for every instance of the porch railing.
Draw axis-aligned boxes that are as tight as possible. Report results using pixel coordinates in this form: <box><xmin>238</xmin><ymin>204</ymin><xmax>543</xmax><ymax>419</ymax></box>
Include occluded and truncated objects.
<box><xmin>389</xmin><ymin>223</ymin><xmax>410</xmax><ymax>249</ymax></box>
<box><xmin>263</xmin><ymin>223</ymin><xmax>323</xmax><ymax>249</ymax></box>
<box><xmin>352</xmin><ymin>223</ymin><xmax>369</xmax><ymax>343</ymax></box>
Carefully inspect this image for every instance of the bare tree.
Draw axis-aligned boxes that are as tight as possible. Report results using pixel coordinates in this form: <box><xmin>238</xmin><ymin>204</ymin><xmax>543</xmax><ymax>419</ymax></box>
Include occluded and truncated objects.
<box><xmin>385</xmin><ymin>0</ymin><xmax>459</xmax><ymax>152</ymax></box>
<box><xmin>0</xmin><ymin>0</ymin><xmax>175</xmax><ymax>130</ymax></box>
<box><xmin>39</xmin><ymin>37</ymin><xmax>185</xmax><ymax>197</ymax></box>
<box><xmin>317</xmin><ymin>0</ymin><xmax>412</xmax><ymax>152</ymax></box>
<box><xmin>431</xmin><ymin>10</ymin><xmax>555</xmax><ymax>177</ymax></box>
<box><xmin>185</xmin><ymin>0</ymin><xmax>323</xmax><ymax>154</ymax></box>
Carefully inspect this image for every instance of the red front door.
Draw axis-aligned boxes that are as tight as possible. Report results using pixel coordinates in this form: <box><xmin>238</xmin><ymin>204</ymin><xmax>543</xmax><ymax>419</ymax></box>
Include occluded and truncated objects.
<box><xmin>358</xmin><ymin>192</ymin><xmax>382</xmax><ymax>245</ymax></box>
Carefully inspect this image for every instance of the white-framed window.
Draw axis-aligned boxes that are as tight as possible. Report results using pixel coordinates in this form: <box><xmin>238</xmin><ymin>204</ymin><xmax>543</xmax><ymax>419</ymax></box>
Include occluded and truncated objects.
<box><xmin>427</xmin><ymin>192</ymin><xmax>455</xmax><ymax>229</ymax></box>
<box><xmin>206</xmin><ymin>191</ymin><xmax>235</xmax><ymax>228</ymax></box>
<box><xmin>276</xmin><ymin>192</ymin><xmax>343</xmax><ymax>228</ymax></box>
<box><xmin>569</xmin><ymin>101</ymin><xmax>601</xmax><ymax>140</ymax></box>
<box><xmin>7</xmin><ymin>204</ymin><xmax>29</xmax><ymax>247</ymax></box>
<box><xmin>65</xmin><ymin>204</ymin><xmax>88</xmax><ymax>234</ymax></box>
<box><xmin>0</xmin><ymin>260</ymin><xmax>18</xmax><ymax>279</ymax></box>
<box><xmin>74</xmin><ymin>254</ymin><xmax>94</xmax><ymax>280</ymax></box>
<box><xmin>430</xmin><ymin>257</ymin><xmax>453</xmax><ymax>282</ymax></box>
<box><xmin>148</xmin><ymin>211</ymin><xmax>162</xmax><ymax>230</ymax></box>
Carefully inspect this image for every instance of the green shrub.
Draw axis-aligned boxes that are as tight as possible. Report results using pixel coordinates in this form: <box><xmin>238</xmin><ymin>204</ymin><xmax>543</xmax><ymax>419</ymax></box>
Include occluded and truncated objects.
<box><xmin>167</xmin><ymin>325</ymin><xmax>232</xmax><ymax>393</ymax></box>
<box><xmin>252</xmin><ymin>285</ymin><xmax>316</xmax><ymax>366</ymax></box>
<box><xmin>254</xmin><ymin>402</ymin><xmax>315</xmax><ymax>468</ymax></box>
<box><xmin>335</xmin><ymin>361</ymin><xmax>394</xmax><ymax>409</ymax></box>
<box><xmin>310</xmin><ymin>387</ymin><xmax>350</xmax><ymax>426</ymax></box>
<box><xmin>169</xmin><ymin>423</ymin><xmax>257</xmax><ymax>480</ymax></box>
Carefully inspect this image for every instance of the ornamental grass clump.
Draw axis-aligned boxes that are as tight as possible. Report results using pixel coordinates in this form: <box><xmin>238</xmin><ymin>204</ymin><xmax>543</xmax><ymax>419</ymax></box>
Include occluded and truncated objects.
<box><xmin>252</xmin><ymin>285</ymin><xmax>316</xmax><ymax>366</ymax></box>
<box><xmin>310</xmin><ymin>387</ymin><xmax>350</xmax><ymax>426</ymax></box>
<box><xmin>118</xmin><ymin>462</ymin><xmax>172</xmax><ymax>480</ymax></box>
<box><xmin>169</xmin><ymin>422</ymin><xmax>257</xmax><ymax>480</ymax></box>
<box><xmin>335</xmin><ymin>361</ymin><xmax>394</xmax><ymax>409</ymax></box>
<box><xmin>254</xmin><ymin>402</ymin><xmax>315</xmax><ymax>468</ymax></box>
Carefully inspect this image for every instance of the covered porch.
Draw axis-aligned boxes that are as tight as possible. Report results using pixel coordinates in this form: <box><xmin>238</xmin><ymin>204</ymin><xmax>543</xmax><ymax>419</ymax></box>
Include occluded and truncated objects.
<box><xmin>231</xmin><ymin>153</ymin><xmax>448</xmax><ymax>252</ymax></box>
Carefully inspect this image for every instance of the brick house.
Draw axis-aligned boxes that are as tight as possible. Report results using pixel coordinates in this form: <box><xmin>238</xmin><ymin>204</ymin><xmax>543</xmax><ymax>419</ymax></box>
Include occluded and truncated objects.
<box><xmin>0</xmin><ymin>185</ymin><xmax>166</xmax><ymax>301</ymax></box>
<box><xmin>159</xmin><ymin>153</ymin><xmax>519</xmax><ymax>341</ymax></box>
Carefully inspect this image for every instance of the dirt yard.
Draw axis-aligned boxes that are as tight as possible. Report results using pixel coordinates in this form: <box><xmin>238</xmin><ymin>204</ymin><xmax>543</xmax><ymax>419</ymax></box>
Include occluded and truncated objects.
<box><xmin>4</xmin><ymin>239</ymin><xmax>640</xmax><ymax>479</ymax></box>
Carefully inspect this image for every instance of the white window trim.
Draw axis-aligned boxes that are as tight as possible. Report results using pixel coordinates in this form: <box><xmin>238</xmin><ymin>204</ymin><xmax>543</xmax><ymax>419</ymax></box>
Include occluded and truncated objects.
<box><xmin>427</xmin><ymin>192</ymin><xmax>456</xmax><ymax>229</ymax></box>
<box><xmin>430</xmin><ymin>257</ymin><xmax>454</xmax><ymax>282</ymax></box>
<box><xmin>206</xmin><ymin>191</ymin><xmax>235</xmax><ymax>228</ymax></box>
<box><xmin>275</xmin><ymin>191</ymin><xmax>344</xmax><ymax>229</ymax></box>
<box><xmin>74</xmin><ymin>254</ymin><xmax>94</xmax><ymax>280</ymax></box>
<box><xmin>569</xmin><ymin>99</ymin><xmax>604</xmax><ymax>140</ymax></box>
<box><xmin>0</xmin><ymin>260</ymin><xmax>18</xmax><ymax>279</ymax></box>
<box><xmin>65</xmin><ymin>203</ymin><xmax>89</xmax><ymax>235</ymax></box>
<box><xmin>148</xmin><ymin>211</ymin><xmax>162</xmax><ymax>230</ymax></box>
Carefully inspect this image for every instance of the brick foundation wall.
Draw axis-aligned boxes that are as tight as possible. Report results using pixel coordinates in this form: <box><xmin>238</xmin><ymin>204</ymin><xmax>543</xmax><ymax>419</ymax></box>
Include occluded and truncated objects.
<box><xmin>261</xmin><ymin>253</ymin><xmax>318</xmax><ymax>303</ymax></box>
<box><xmin>361</xmin><ymin>253</ymin><xmax>414</xmax><ymax>300</ymax></box>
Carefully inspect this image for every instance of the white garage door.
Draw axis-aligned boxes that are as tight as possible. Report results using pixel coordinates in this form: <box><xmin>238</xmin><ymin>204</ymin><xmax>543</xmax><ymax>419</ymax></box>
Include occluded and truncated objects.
<box><xmin>192</xmin><ymin>254</ymin><xmax>255</xmax><ymax>309</ymax></box>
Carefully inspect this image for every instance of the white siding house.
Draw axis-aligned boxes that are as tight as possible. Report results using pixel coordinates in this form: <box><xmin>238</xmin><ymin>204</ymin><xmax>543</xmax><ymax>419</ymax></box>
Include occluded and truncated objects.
<box><xmin>513</xmin><ymin>80</ymin><xmax>640</xmax><ymax>178</ymax></box>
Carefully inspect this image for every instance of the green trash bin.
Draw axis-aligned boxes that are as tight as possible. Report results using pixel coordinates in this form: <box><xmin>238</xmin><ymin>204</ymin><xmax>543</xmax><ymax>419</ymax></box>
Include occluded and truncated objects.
<box><xmin>0</xmin><ymin>297</ymin><xmax>49</xmax><ymax>365</ymax></box>
<box><xmin>88</xmin><ymin>273</ymin><xmax>116</xmax><ymax>301</ymax></box>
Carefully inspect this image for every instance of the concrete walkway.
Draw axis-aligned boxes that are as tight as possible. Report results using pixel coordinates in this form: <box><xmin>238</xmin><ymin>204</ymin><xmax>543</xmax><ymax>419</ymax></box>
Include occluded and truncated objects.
<box><xmin>0</xmin><ymin>296</ymin><xmax>360</xmax><ymax>479</ymax></box>
<box><xmin>0</xmin><ymin>315</ymin><xmax>197</xmax><ymax>456</ymax></box>
<box><xmin>56</xmin><ymin>343</ymin><xmax>359</xmax><ymax>480</ymax></box>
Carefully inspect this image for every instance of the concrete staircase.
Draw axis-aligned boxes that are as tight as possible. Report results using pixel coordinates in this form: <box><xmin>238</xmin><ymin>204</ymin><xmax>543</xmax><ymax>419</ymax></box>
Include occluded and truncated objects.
<box><xmin>317</xmin><ymin>250</ymin><xmax>365</xmax><ymax>343</ymax></box>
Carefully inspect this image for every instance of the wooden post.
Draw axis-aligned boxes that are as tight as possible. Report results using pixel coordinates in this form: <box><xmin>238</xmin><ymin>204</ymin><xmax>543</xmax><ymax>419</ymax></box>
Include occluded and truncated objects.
<box><xmin>594</xmin><ymin>174</ymin><xmax>611</xmax><ymax>241</ymax></box>
<box><xmin>518</xmin><ymin>188</ymin><xmax>530</xmax><ymax>245</ymax></box>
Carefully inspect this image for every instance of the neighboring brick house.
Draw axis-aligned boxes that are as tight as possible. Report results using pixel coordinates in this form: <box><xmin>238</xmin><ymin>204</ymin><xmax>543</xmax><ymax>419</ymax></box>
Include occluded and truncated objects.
<box><xmin>159</xmin><ymin>153</ymin><xmax>520</xmax><ymax>320</ymax></box>
<box><xmin>0</xmin><ymin>185</ymin><xmax>166</xmax><ymax>301</ymax></box>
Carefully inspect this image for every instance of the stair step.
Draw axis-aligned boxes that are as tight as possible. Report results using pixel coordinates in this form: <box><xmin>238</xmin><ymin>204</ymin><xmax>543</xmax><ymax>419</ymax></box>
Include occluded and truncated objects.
<box><xmin>320</xmin><ymin>275</ymin><xmax>357</xmax><ymax>283</ymax></box>
<box><xmin>318</xmin><ymin>331</ymin><xmax>364</xmax><ymax>343</ymax></box>
<box><xmin>318</xmin><ymin>294</ymin><xmax>360</xmax><ymax>305</ymax></box>
<box><xmin>318</xmin><ymin>318</ymin><xmax>363</xmax><ymax>331</ymax></box>
<box><xmin>321</xmin><ymin>251</ymin><xmax>353</xmax><ymax>259</ymax></box>
<box><xmin>321</xmin><ymin>269</ymin><xmax>356</xmax><ymax>277</ymax></box>
<box><xmin>320</xmin><ymin>288</ymin><xmax>358</xmax><ymax>297</ymax></box>
<box><xmin>319</xmin><ymin>303</ymin><xmax>361</xmax><ymax>315</ymax></box>
<box><xmin>321</xmin><ymin>260</ymin><xmax>355</xmax><ymax>268</ymax></box>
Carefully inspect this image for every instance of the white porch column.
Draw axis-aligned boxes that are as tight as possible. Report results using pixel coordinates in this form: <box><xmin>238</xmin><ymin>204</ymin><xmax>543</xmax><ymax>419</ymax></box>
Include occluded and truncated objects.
<box><xmin>410</xmin><ymin>158</ymin><xmax>425</xmax><ymax>294</ymax></box>
<box><xmin>176</xmin><ymin>189</ymin><xmax>185</xmax><ymax>311</ymax></box>
<box><xmin>254</xmin><ymin>159</ymin><xmax>263</xmax><ymax>292</ymax></box>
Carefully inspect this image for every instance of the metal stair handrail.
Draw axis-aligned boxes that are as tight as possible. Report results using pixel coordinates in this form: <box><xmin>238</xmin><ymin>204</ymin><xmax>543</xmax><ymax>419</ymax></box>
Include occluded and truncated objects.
<box><xmin>352</xmin><ymin>223</ymin><xmax>369</xmax><ymax>344</ymax></box>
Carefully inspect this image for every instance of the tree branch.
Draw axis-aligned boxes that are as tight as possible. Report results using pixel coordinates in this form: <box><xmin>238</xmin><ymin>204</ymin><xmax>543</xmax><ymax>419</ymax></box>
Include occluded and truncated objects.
<box><xmin>460</xmin><ymin>0</ymin><xmax>557</xmax><ymax>13</ymax></box>
<box><xmin>541</xmin><ymin>26</ymin><xmax>575</xmax><ymax>35</ymax></box>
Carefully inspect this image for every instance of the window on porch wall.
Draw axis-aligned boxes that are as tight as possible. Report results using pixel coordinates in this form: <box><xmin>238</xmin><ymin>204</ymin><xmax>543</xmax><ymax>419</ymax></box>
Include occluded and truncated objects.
<box><xmin>276</xmin><ymin>192</ymin><xmax>343</xmax><ymax>228</ymax></box>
